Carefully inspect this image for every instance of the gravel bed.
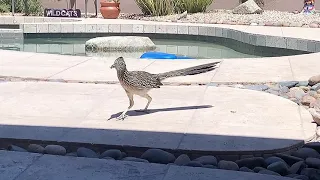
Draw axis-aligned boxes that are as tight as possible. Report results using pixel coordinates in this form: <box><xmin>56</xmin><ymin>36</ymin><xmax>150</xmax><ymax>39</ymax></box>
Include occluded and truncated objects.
<box><xmin>119</xmin><ymin>10</ymin><xmax>320</xmax><ymax>28</ymax></box>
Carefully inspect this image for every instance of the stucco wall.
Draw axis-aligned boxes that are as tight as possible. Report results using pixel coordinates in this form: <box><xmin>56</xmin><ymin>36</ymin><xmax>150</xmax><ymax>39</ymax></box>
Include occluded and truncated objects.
<box><xmin>40</xmin><ymin>0</ymin><xmax>315</xmax><ymax>15</ymax></box>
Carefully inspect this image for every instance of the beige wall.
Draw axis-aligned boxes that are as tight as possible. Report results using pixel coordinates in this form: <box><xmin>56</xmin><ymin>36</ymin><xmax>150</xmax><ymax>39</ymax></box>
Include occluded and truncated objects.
<box><xmin>40</xmin><ymin>0</ymin><xmax>315</xmax><ymax>15</ymax></box>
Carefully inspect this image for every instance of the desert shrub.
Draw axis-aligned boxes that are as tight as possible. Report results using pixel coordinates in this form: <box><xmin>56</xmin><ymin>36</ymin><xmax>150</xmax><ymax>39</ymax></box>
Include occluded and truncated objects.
<box><xmin>135</xmin><ymin>0</ymin><xmax>175</xmax><ymax>16</ymax></box>
<box><xmin>175</xmin><ymin>0</ymin><xmax>213</xmax><ymax>13</ymax></box>
<box><xmin>0</xmin><ymin>0</ymin><xmax>42</xmax><ymax>15</ymax></box>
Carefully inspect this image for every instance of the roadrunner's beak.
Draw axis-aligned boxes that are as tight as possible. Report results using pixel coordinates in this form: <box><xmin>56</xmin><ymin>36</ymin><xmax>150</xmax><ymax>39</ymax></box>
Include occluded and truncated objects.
<box><xmin>110</xmin><ymin>64</ymin><xmax>115</xmax><ymax>69</ymax></box>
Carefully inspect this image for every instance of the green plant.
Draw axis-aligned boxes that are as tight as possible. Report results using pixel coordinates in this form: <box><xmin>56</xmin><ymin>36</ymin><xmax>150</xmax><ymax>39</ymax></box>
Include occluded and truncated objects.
<box><xmin>175</xmin><ymin>0</ymin><xmax>213</xmax><ymax>13</ymax></box>
<box><xmin>135</xmin><ymin>0</ymin><xmax>175</xmax><ymax>16</ymax></box>
<box><xmin>0</xmin><ymin>0</ymin><xmax>42</xmax><ymax>15</ymax></box>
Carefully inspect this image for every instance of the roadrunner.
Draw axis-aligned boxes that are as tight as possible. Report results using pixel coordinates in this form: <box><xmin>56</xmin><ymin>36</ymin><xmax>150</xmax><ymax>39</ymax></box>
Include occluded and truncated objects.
<box><xmin>110</xmin><ymin>57</ymin><xmax>220</xmax><ymax>120</ymax></box>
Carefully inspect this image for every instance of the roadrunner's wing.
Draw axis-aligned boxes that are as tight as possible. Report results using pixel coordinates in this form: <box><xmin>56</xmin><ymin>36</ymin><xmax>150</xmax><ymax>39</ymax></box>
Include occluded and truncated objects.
<box><xmin>125</xmin><ymin>71</ymin><xmax>163</xmax><ymax>89</ymax></box>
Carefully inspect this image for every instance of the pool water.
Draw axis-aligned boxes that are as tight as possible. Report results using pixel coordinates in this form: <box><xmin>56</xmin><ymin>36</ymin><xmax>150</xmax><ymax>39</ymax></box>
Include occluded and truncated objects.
<box><xmin>0</xmin><ymin>37</ymin><xmax>262</xmax><ymax>59</ymax></box>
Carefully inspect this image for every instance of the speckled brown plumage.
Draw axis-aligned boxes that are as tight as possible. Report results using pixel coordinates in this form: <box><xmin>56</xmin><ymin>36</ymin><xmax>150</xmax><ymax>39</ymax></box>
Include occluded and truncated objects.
<box><xmin>110</xmin><ymin>56</ymin><xmax>220</xmax><ymax>120</ymax></box>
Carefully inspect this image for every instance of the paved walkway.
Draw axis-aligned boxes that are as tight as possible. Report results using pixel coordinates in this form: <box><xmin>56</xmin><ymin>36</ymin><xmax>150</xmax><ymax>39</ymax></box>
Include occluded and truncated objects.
<box><xmin>0</xmin><ymin>150</ymin><xmax>292</xmax><ymax>180</ymax></box>
<box><xmin>1</xmin><ymin>49</ymin><xmax>320</xmax><ymax>83</ymax></box>
<box><xmin>0</xmin><ymin>81</ymin><xmax>315</xmax><ymax>153</ymax></box>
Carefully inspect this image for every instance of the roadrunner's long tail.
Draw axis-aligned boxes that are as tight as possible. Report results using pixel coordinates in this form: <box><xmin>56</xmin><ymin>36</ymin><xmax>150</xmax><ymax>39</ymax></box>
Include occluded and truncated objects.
<box><xmin>156</xmin><ymin>61</ymin><xmax>220</xmax><ymax>80</ymax></box>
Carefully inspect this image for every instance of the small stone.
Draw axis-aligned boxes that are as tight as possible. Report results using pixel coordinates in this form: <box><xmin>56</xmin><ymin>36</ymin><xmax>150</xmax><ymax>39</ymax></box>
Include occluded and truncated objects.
<box><xmin>244</xmin><ymin>85</ymin><xmax>269</xmax><ymax>91</ymax></box>
<box><xmin>280</xmin><ymin>81</ymin><xmax>299</xmax><ymax>88</ymax></box>
<box><xmin>301</xmin><ymin>86</ymin><xmax>311</xmax><ymax>92</ymax></box>
<box><xmin>100</xmin><ymin>149</ymin><xmax>123</xmax><ymax>160</ymax></box>
<box><xmin>294</xmin><ymin>175</ymin><xmax>309</xmax><ymax>180</ymax></box>
<box><xmin>287</xmin><ymin>87</ymin><xmax>306</xmax><ymax>100</ymax></box>
<box><xmin>218</xmin><ymin>160</ymin><xmax>239</xmax><ymax>171</ymax></box>
<box><xmin>300</xmin><ymin>168</ymin><xmax>320</xmax><ymax>180</ymax></box>
<box><xmin>66</xmin><ymin>152</ymin><xmax>77</xmax><ymax>157</ymax></box>
<box><xmin>259</xmin><ymin>169</ymin><xmax>281</xmax><ymax>176</ymax></box>
<box><xmin>308</xmin><ymin>108</ymin><xmax>320</xmax><ymax>125</ymax></box>
<box><xmin>309</xmin><ymin>23</ymin><xmax>319</xmax><ymax>28</ymax></box>
<box><xmin>292</xmin><ymin>148</ymin><xmax>320</xmax><ymax>159</ymax></box>
<box><xmin>287</xmin><ymin>174</ymin><xmax>299</xmax><ymax>178</ymax></box>
<box><xmin>77</xmin><ymin>147</ymin><xmax>98</xmax><ymax>158</ymax></box>
<box><xmin>306</xmin><ymin>157</ymin><xmax>320</xmax><ymax>169</ymax></box>
<box><xmin>267</xmin><ymin>161</ymin><xmax>289</xmax><ymax>175</ymax></box>
<box><xmin>27</xmin><ymin>144</ymin><xmax>45</xmax><ymax>153</ymax></box>
<box><xmin>301</xmin><ymin>95</ymin><xmax>317</xmax><ymax>106</ymax></box>
<box><xmin>304</xmin><ymin>142</ymin><xmax>320</xmax><ymax>153</ymax></box>
<box><xmin>44</xmin><ymin>145</ymin><xmax>66</xmax><ymax>155</ymax></box>
<box><xmin>253</xmin><ymin>166</ymin><xmax>266</xmax><ymax>172</ymax></box>
<box><xmin>236</xmin><ymin>157</ymin><xmax>266</xmax><ymax>169</ymax></box>
<box><xmin>122</xmin><ymin>157</ymin><xmax>149</xmax><ymax>163</ymax></box>
<box><xmin>275</xmin><ymin>153</ymin><xmax>304</xmax><ymax>165</ymax></box>
<box><xmin>102</xmin><ymin>156</ymin><xmax>115</xmax><ymax>160</ymax></box>
<box><xmin>309</xmin><ymin>75</ymin><xmax>320</xmax><ymax>86</ymax></box>
<box><xmin>174</xmin><ymin>154</ymin><xmax>191</xmax><ymax>166</ymax></box>
<box><xmin>232</xmin><ymin>0</ymin><xmax>263</xmax><ymax>14</ymax></box>
<box><xmin>203</xmin><ymin>164</ymin><xmax>217</xmax><ymax>169</ymax></box>
<box><xmin>141</xmin><ymin>149</ymin><xmax>175</xmax><ymax>164</ymax></box>
<box><xmin>8</xmin><ymin>145</ymin><xmax>27</xmax><ymax>152</ymax></box>
<box><xmin>240</xmin><ymin>166</ymin><xmax>254</xmax><ymax>172</ymax></box>
<box><xmin>185</xmin><ymin>161</ymin><xmax>203</xmax><ymax>167</ymax></box>
<box><xmin>308</xmin><ymin>91</ymin><xmax>318</xmax><ymax>97</ymax></box>
<box><xmin>267</xmin><ymin>89</ymin><xmax>280</xmax><ymax>96</ymax></box>
<box><xmin>298</xmin><ymin>81</ymin><xmax>310</xmax><ymax>87</ymax></box>
<box><xmin>280</xmin><ymin>86</ymin><xmax>290</xmax><ymax>93</ymax></box>
<box><xmin>193</xmin><ymin>155</ymin><xmax>217</xmax><ymax>166</ymax></box>
<box><xmin>289</xmin><ymin>161</ymin><xmax>307</xmax><ymax>174</ymax></box>
<box><xmin>264</xmin><ymin>156</ymin><xmax>286</xmax><ymax>166</ymax></box>
<box><xmin>311</xmin><ymin>83</ymin><xmax>320</xmax><ymax>91</ymax></box>
<box><xmin>121</xmin><ymin>152</ymin><xmax>127</xmax><ymax>158</ymax></box>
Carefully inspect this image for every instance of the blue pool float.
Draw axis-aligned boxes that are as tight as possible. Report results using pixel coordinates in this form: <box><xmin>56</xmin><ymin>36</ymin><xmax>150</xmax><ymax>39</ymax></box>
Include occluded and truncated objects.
<box><xmin>140</xmin><ymin>51</ymin><xmax>193</xmax><ymax>60</ymax></box>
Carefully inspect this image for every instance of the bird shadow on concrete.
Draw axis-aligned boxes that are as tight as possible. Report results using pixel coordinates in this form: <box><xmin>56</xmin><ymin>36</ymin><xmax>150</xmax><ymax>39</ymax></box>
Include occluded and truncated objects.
<box><xmin>107</xmin><ymin>105</ymin><xmax>213</xmax><ymax>120</ymax></box>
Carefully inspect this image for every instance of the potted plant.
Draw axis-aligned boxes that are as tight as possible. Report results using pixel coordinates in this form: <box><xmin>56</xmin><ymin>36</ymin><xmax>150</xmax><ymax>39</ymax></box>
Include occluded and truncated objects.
<box><xmin>100</xmin><ymin>0</ymin><xmax>120</xmax><ymax>19</ymax></box>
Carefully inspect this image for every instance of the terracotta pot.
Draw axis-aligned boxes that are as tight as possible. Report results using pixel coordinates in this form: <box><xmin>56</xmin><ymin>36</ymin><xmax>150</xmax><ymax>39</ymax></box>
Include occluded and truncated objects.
<box><xmin>100</xmin><ymin>2</ymin><xmax>120</xmax><ymax>19</ymax></box>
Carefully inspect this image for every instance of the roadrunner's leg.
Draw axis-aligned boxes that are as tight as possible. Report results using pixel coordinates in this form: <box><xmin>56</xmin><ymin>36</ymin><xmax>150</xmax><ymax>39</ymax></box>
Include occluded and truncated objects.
<box><xmin>117</xmin><ymin>91</ymin><xmax>134</xmax><ymax>120</ymax></box>
<box><xmin>135</xmin><ymin>94</ymin><xmax>152</xmax><ymax>113</ymax></box>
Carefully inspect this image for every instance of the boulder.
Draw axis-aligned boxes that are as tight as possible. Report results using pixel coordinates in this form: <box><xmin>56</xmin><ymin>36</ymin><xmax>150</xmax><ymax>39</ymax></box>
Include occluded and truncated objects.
<box><xmin>232</xmin><ymin>0</ymin><xmax>263</xmax><ymax>14</ymax></box>
<box><xmin>85</xmin><ymin>36</ymin><xmax>156</xmax><ymax>53</ymax></box>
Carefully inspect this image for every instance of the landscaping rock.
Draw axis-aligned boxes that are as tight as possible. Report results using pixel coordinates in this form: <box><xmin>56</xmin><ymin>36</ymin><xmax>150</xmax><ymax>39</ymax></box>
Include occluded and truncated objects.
<box><xmin>236</xmin><ymin>157</ymin><xmax>266</xmax><ymax>169</ymax></box>
<box><xmin>259</xmin><ymin>169</ymin><xmax>281</xmax><ymax>176</ymax></box>
<box><xmin>77</xmin><ymin>147</ymin><xmax>98</xmax><ymax>158</ymax></box>
<box><xmin>298</xmin><ymin>81</ymin><xmax>310</xmax><ymax>87</ymax></box>
<box><xmin>287</xmin><ymin>174</ymin><xmax>299</xmax><ymax>178</ymax></box>
<box><xmin>306</xmin><ymin>158</ymin><xmax>320</xmax><ymax>169</ymax></box>
<box><xmin>289</xmin><ymin>161</ymin><xmax>307</xmax><ymax>174</ymax></box>
<box><xmin>203</xmin><ymin>164</ymin><xmax>217</xmax><ymax>169</ymax></box>
<box><xmin>8</xmin><ymin>145</ymin><xmax>27</xmax><ymax>152</ymax></box>
<box><xmin>44</xmin><ymin>145</ymin><xmax>66</xmax><ymax>155</ymax></box>
<box><xmin>292</xmin><ymin>148</ymin><xmax>320</xmax><ymax>159</ymax></box>
<box><xmin>304</xmin><ymin>142</ymin><xmax>320</xmax><ymax>153</ymax></box>
<box><xmin>309</xmin><ymin>75</ymin><xmax>320</xmax><ymax>86</ymax></box>
<box><xmin>300</xmin><ymin>86</ymin><xmax>311</xmax><ymax>92</ymax></box>
<box><xmin>300</xmin><ymin>168</ymin><xmax>320</xmax><ymax>180</ymax></box>
<box><xmin>218</xmin><ymin>160</ymin><xmax>239</xmax><ymax>171</ymax></box>
<box><xmin>193</xmin><ymin>155</ymin><xmax>218</xmax><ymax>166</ymax></box>
<box><xmin>174</xmin><ymin>154</ymin><xmax>191</xmax><ymax>166</ymax></box>
<box><xmin>308</xmin><ymin>108</ymin><xmax>320</xmax><ymax>125</ymax></box>
<box><xmin>287</xmin><ymin>87</ymin><xmax>306</xmax><ymax>100</ymax></box>
<box><xmin>275</xmin><ymin>153</ymin><xmax>304</xmax><ymax>165</ymax></box>
<box><xmin>294</xmin><ymin>175</ymin><xmax>309</xmax><ymax>180</ymax></box>
<box><xmin>100</xmin><ymin>149</ymin><xmax>123</xmax><ymax>160</ymax></box>
<box><xmin>27</xmin><ymin>144</ymin><xmax>45</xmax><ymax>154</ymax></box>
<box><xmin>266</xmin><ymin>89</ymin><xmax>280</xmax><ymax>96</ymax></box>
<box><xmin>232</xmin><ymin>0</ymin><xmax>263</xmax><ymax>14</ymax></box>
<box><xmin>280</xmin><ymin>86</ymin><xmax>290</xmax><ymax>93</ymax></box>
<box><xmin>185</xmin><ymin>161</ymin><xmax>203</xmax><ymax>167</ymax></box>
<box><xmin>302</xmin><ymin>95</ymin><xmax>317</xmax><ymax>106</ymax></box>
<box><xmin>66</xmin><ymin>152</ymin><xmax>77</xmax><ymax>157</ymax></box>
<box><xmin>85</xmin><ymin>36</ymin><xmax>156</xmax><ymax>53</ymax></box>
<box><xmin>264</xmin><ymin>156</ymin><xmax>286</xmax><ymax>166</ymax></box>
<box><xmin>311</xmin><ymin>83</ymin><xmax>320</xmax><ymax>91</ymax></box>
<box><xmin>240</xmin><ymin>166</ymin><xmax>254</xmax><ymax>172</ymax></box>
<box><xmin>102</xmin><ymin>156</ymin><xmax>115</xmax><ymax>160</ymax></box>
<box><xmin>267</xmin><ymin>161</ymin><xmax>289</xmax><ymax>175</ymax></box>
<box><xmin>141</xmin><ymin>149</ymin><xmax>175</xmax><ymax>164</ymax></box>
<box><xmin>280</xmin><ymin>81</ymin><xmax>299</xmax><ymax>88</ymax></box>
<box><xmin>122</xmin><ymin>157</ymin><xmax>149</xmax><ymax>163</ymax></box>
<box><xmin>244</xmin><ymin>85</ymin><xmax>269</xmax><ymax>91</ymax></box>
<box><xmin>253</xmin><ymin>166</ymin><xmax>266</xmax><ymax>172</ymax></box>
<box><xmin>121</xmin><ymin>152</ymin><xmax>127</xmax><ymax>158</ymax></box>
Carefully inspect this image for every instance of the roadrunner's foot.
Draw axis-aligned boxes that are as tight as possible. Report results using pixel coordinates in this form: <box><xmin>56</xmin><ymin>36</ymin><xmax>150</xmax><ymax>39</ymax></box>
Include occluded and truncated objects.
<box><xmin>116</xmin><ymin>113</ymin><xmax>128</xmax><ymax>120</ymax></box>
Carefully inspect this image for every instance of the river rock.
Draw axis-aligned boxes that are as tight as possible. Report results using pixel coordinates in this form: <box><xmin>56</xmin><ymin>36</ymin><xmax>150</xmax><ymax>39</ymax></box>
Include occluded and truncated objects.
<box><xmin>44</xmin><ymin>145</ymin><xmax>66</xmax><ymax>155</ymax></box>
<box><xmin>294</xmin><ymin>175</ymin><xmax>309</xmax><ymax>180</ymax></box>
<box><xmin>280</xmin><ymin>86</ymin><xmax>290</xmax><ymax>93</ymax></box>
<box><xmin>8</xmin><ymin>145</ymin><xmax>27</xmax><ymax>152</ymax></box>
<box><xmin>85</xmin><ymin>36</ymin><xmax>156</xmax><ymax>53</ymax></box>
<box><xmin>265</xmin><ymin>156</ymin><xmax>286</xmax><ymax>166</ymax></box>
<box><xmin>300</xmin><ymin>168</ymin><xmax>320</xmax><ymax>180</ymax></box>
<box><xmin>287</xmin><ymin>174</ymin><xmax>299</xmax><ymax>178</ymax></box>
<box><xmin>308</xmin><ymin>108</ymin><xmax>320</xmax><ymax>125</ymax></box>
<box><xmin>259</xmin><ymin>169</ymin><xmax>281</xmax><ymax>176</ymax></box>
<box><xmin>27</xmin><ymin>144</ymin><xmax>45</xmax><ymax>153</ymax></box>
<box><xmin>292</xmin><ymin>148</ymin><xmax>320</xmax><ymax>159</ymax></box>
<box><xmin>244</xmin><ymin>85</ymin><xmax>269</xmax><ymax>91</ymax></box>
<box><xmin>297</xmin><ymin>81</ymin><xmax>310</xmax><ymax>87</ymax></box>
<box><xmin>289</xmin><ymin>161</ymin><xmax>307</xmax><ymax>174</ymax></box>
<box><xmin>218</xmin><ymin>160</ymin><xmax>239</xmax><ymax>171</ymax></box>
<box><xmin>236</xmin><ymin>157</ymin><xmax>266</xmax><ymax>169</ymax></box>
<box><xmin>309</xmin><ymin>75</ymin><xmax>320</xmax><ymax>86</ymax></box>
<box><xmin>275</xmin><ymin>153</ymin><xmax>304</xmax><ymax>165</ymax></box>
<box><xmin>311</xmin><ymin>83</ymin><xmax>320</xmax><ymax>91</ymax></box>
<box><xmin>301</xmin><ymin>95</ymin><xmax>317</xmax><ymax>106</ymax></box>
<box><xmin>280</xmin><ymin>81</ymin><xmax>299</xmax><ymax>88</ymax></box>
<box><xmin>287</xmin><ymin>87</ymin><xmax>306</xmax><ymax>100</ymax></box>
<box><xmin>141</xmin><ymin>149</ymin><xmax>175</xmax><ymax>164</ymax></box>
<box><xmin>193</xmin><ymin>155</ymin><xmax>217</xmax><ymax>166</ymax></box>
<box><xmin>100</xmin><ymin>149</ymin><xmax>123</xmax><ymax>160</ymax></box>
<box><xmin>185</xmin><ymin>161</ymin><xmax>203</xmax><ymax>167</ymax></box>
<box><xmin>240</xmin><ymin>166</ymin><xmax>254</xmax><ymax>172</ymax></box>
<box><xmin>77</xmin><ymin>147</ymin><xmax>98</xmax><ymax>158</ymax></box>
<box><xmin>232</xmin><ymin>0</ymin><xmax>263</xmax><ymax>14</ymax></box>
<box><xmin>267</xmin><ymin>161</ymin><xmax>289</xmax><ymax>175</ymax></box>
<box><xmin>304</xmin><ymin>142</ymin><xmax>320</xmax><ymax>153</ymax></box>
<box><xmin>306</xmin><ymin>158</ymin><xmax>320</xmax><ymax>169</ymax></box>
<box><xmin>122</xmin><ymin>157</ymin><xmax>149</xmax><ymax>163</ymax></box>
<box><xmin>203</xmin><ymin>164</ymin><xmax>217</xmax><ymax>169</ymax></box>
<box><xmin>253</xmin><ymin>167</ymin><xmax>266</xmax><ymax>172</ymax></box>
<box><xmin>174</xmin><ymin>154</ymin><xmax>191</xmax><ymax>166</ymax></box>
<box><xmin>66</xmin><ymin>152</ymin><xmax>77</xmax><ymax>157</ymax></box>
